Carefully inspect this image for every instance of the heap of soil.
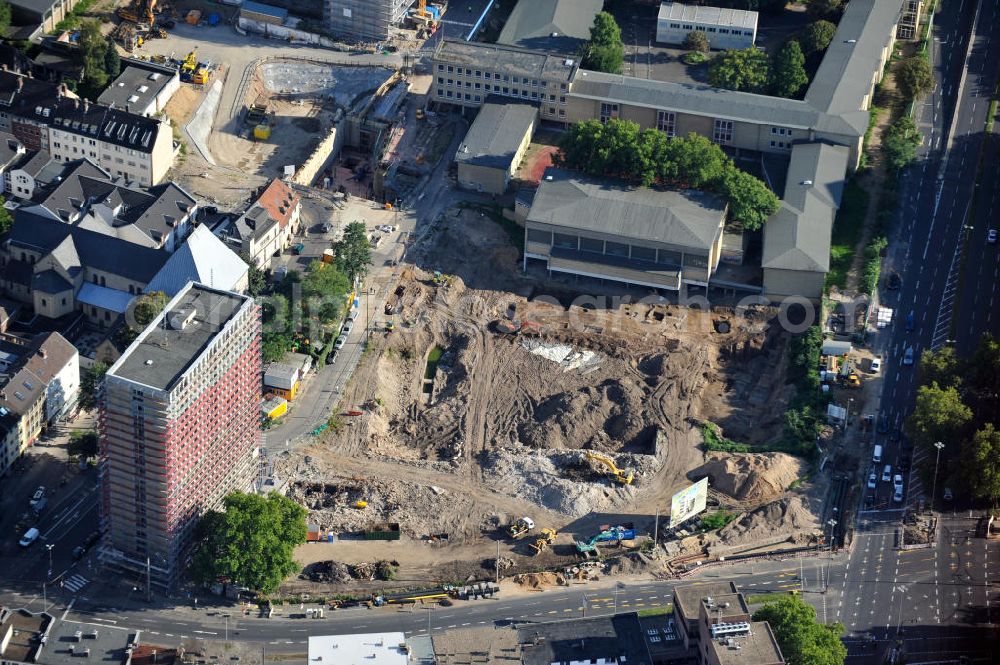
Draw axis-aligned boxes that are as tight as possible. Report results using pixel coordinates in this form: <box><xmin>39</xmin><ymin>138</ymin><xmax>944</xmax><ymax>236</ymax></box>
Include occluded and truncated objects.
<box><xmin>514</xmin><ymin>572</ymin><xmax>567</xmax><ymax>589</ymax></box>
<box><xmin>715</xmin><ymin>496</ymin><xmax>819</xmax><ymax>547</ymax></box>
<box><xmin>689</xmin><ymin>452</ymin><xmax>807</xmax><ymax>503</ymax></box>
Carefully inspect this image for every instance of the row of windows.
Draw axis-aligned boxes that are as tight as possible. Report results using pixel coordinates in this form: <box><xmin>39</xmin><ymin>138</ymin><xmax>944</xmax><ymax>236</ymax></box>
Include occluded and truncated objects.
<box><xmin>770</xmin><ymin>140</ymin><xmax>791</xmax><ymax>150</ymax></box>
<box><xmin>435</xmin><ymin>63</ymin><xmax>569</xmax><ymax>91</ymax></box>
<box><xmin>436</xmin><ymin>78</ymin><xmax>568</xmax><ymax>104</ymax></box>
<box><xmin>667</xmin><ymin>22</ymin><xmax>754</xmax><ymax>36</ymax></box>
<box><xmin>527</xmin><ymin>229</ymin><xmax>709</xmax><ymax>267</ymax></box>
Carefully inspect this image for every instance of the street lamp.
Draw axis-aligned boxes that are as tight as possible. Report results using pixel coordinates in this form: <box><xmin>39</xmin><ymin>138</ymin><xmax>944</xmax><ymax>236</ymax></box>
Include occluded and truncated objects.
<box><xmin>930</xmin><ymin>441</ymin><xmax>945</xmax><ymax>511</ymax></box>
<box><xmin>826</xmin><ymin>519</ymin><xmax>838</xmax><ymax>592</ymax></box>
<box><xmin>45</xmin><ymin>544</ymin><xmax>54</xmax><ymax>580</ymax></box>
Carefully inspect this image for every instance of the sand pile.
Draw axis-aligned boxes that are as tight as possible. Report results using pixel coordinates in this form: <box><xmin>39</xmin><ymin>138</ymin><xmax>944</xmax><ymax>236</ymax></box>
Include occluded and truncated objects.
<box><xmin>690</xmin><ymin>452</ymin><xmax>807</xmax><ymax>503</ymax></box>
<box><xmin>514</xmin><ymin>572</ymin><xmax>567</xmax><ymax>589</ymax></box>
<box><xmin>715</xmin><ymin>496</ymin><xmax>819</xmax><ymax>547</ymax></box>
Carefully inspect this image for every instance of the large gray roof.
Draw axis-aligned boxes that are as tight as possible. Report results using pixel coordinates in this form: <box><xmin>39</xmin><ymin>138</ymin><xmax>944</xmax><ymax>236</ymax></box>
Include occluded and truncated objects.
<box><xmin>97</xmin><ymin>59</ymin><xmax>178</xmax><ymax>115</ymax></box>
<box><xmin>497</xmin><ymin>0</ymin><xmax>604</xmax><ymax>54</ymax></box>
<box><xmin>762</xmin><ymin>142</ymin><xmax>850</xmax><ymax>272</ymax></box>
<box><xmin>456</xmin><ymin>102</ymin><xmax>537</xmax><ymax>169</ymax></box>
<box><xmin>805</xmin><ymin>0</ymin><xmax>903</xmax><ymax>131</ymax></box>
<box><xmin>434</xmin><ymin>40</ymin><xmax>579</xmax><ymax>83</ymax></box>
<box><xmin>528</xmin><ymin>168</ymin><xmax>726</xmax><ymax>250</ymax></box>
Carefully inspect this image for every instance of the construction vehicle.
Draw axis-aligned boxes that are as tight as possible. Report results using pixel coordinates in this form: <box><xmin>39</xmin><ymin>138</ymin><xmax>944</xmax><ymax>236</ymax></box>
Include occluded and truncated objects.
<box><xmin>528</xmin><ymin>528</ymin><xmax>557</xmax><ymax>555</ymax></box>
<box><xmin>584</xmin><ymin>451</ymin><xmax>635</xmax><ymax>485</ymax></box>
<box><xmin>506</xmin><ymin>516</ymin><xmax>534</xmax><ymax>539</ymax></box>
<box><xmin>416</xmin><ymin>108</ymin><xmax>426</xmax><ymax>120</ymax></box>
<box><xmin>246</xmin><ymin>103</ymin><xmax>268</xmax><ymax>125</ymax></box>
<box><xmin>575</xmin><ymin>523</ymin><xmax>636</xmax><ymax>555</ymax></box>
<box><xmin>117</xmin><ymin>0</ymin><xmax>156</xmax><ymax>25</ymax></box>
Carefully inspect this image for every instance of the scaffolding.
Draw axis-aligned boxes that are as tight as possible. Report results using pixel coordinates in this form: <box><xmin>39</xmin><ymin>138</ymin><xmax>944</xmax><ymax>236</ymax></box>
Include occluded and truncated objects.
<box><xmin>324</xmin><ymin>0</ymin><xmax>413</xmax><ymax>40</ymax></box>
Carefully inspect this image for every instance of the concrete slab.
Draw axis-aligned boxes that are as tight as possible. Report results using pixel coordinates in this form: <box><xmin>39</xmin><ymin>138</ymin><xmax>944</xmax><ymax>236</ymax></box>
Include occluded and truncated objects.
<box><xmin>186</xmin><ymin>79</ymin><xmax>223</xmax><ymax>166</ymax></box>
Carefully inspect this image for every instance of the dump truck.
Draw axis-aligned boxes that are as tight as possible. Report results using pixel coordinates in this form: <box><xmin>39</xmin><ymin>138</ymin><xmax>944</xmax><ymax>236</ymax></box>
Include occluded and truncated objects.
<box><xmin>507</xmin><ymin>516</ymin><xmax>534</xmax><ymax>539</ymax></box>
<box><xmin>585</xmin><ymin>451</ymin><xmax>635</xmax><ymax>485</ymax></box>
<box><xmin>528</xmin><ymin>528</ymin><xmax>557</xmax><ymax>555</ymax></box>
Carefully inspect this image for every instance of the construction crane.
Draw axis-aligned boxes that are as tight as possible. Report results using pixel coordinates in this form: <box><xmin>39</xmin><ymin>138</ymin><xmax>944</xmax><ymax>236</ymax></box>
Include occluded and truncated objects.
<box><xmin>528</xmin><ymin>528</ymin><xmax>557</xmax><ymax>555</ymax></box>
<box><xmin>584</xmin><ymin>451</ymin><xmax>635</xmax><ymax>486</ymax></box>
<box><xmin>506</xmin><ymin>516</ymin><xmax>534</xmax><ymax>539</ymax></box>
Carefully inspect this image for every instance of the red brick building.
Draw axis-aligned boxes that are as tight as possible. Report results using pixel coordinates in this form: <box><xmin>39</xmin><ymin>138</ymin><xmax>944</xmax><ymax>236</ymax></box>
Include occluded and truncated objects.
<box><xmin>98</xmin><ymin>282</ymin><xmax>261</xmax><ymax>588</ymax></box>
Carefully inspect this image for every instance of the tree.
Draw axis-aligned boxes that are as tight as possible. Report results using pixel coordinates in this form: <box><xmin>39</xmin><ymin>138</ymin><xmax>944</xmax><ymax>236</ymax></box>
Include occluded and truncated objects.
<box><xmin>771</xmin><ymin>40</ymin><xmax>809</xmax><ymax>98</ymax></box>
<box><xmin>753</xmin><ymin>596</ymin><xmax>847</xmax><ymax>665</ymax></box>
<box><xmin>965</xmin><ymin>424</ymin><xmax>1000</xmax><ymax>503</ymax></box>
<box><xmin>907</xmin><ymin>382</ymin><xmax>972</xmax><ymax>449</ymax></box>
<box><xmin>104</xmin><ymin>39</ymin><xmax>121</xmax><ymax>79</ymax></box>
<box><xmin>0</xmin><ymin>194</ymin><xmax>12</xmax><ymax>235</ymax></box>
<box><xmin>593</xmin><ymin>118</ymin><xmax>642</xmax><ymax>179</ymax></box>
<box><xmin>881</xmin><ymin>116</ymin><xmax>922</xmax><ymax>171</ymax></box>
<box><xmin>240</xmin><ymin>251</ymin><xmax>267</xmax><ymax>297</ymax></box>
<box><xmin>800</xmin><ymin>20</ymin><xmax>837</xmax><ymax>55</ymax></box>
<box><xmin>78</xmin><ymin>21</ymin><xmax>110</xmax><ymax>96</ymax></box>
<box><xmin>806</xmin><ymin>0</ymin><xmax>843</xmax><ymax>20</ymax></box>
<box><xmin>661</xmin><ymin>133</ymin><xmax>731</xmax><ymax>188</ymax></box>
<box><xmin>132</xmin><ymin>291</ymin><xmax>169</xmax><ymax>327</ymax></box>
<box><xmin>189</xmin><ymin>492</ymin><xmax>307</xmax><ymax>594</ymax></box>
<box><xmin>582</xmin><ymin>12</ymin><xmax>624</xmax><ymax>74</ymax></box>
<box><xmin>78</xmin><ymin>362</ymin><xmax>109</xmax><ymax>411</ymax></box>
<box><xmin>720</xmin><ymin>166</ymin><xmax>780</xmax><ymax>230</ymax></box>
<box><xmin>331</xmin><ymin>222</ymin><xmax>372</xmax><ymax>282</ymax></box>
<box><xmin>554</xmin><ymin>120</ymin><xmax>604</xmax><ymax>172</ymax></box>
<box><xmin>262</xmin><ymin>332</ymin><xmax>293</xmax><ymax>363</ymax></box>
<box><xmin>68</xmin><ymin>430</ymin><xmax>99</xmax><ymax>459</ymax></box>
<box><xmin>0</xmin><ymin>1</ymin><xmax>11</xmax><ymax>35</ymax></box>
<box><xmin>683</xmin><ymin>30</ymin><xmax>709</xmax><ymax>52</ymax></box>
<box><xmin>708</xmin><ymin>48</ymin><xmax>771</xmax><ymax>94</ymax></box>
<box><xmin>896</xmin><ymin>56</ymin><xmax>934</xmax><ymax>101</ymax></box>
<box><xmin>918</xmin><ymin>345</ymin><xmax>961</xmax><ymax>389</ymax></box>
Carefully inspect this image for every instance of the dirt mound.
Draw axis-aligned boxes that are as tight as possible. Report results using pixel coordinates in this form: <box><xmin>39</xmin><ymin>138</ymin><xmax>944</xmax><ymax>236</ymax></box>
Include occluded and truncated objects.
<box><xmin>715</xmin><ymin>496</ymin><xmax>819</xmax><ymax>548</ymax></box>
<box><xmin>689</xmin><ymin>452</ymin><xmax>807</xmax><ymax>503</ymax></box>
<box><xmin>514</xmin><ymin>571</ymin><xmax>566</xmax><ymax>589</ymax></box>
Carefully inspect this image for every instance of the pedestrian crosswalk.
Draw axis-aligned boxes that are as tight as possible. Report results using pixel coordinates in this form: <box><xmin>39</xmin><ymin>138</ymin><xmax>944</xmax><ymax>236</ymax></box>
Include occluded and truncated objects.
<box><xmin>62</xmin><ymin>575</ymin><xmax>89</xmax><ymax>593</ymax></box>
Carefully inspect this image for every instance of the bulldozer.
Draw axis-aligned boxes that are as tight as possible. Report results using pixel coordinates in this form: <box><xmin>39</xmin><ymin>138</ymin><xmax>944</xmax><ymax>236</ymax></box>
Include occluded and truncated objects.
<box><xmin>528</xmin><ymin>528</ymin><xmax>556</xmax><ymax>555</ymax></box>
<box><xmin>584</xmin><ymin>451</ymin><xmax>635</xmax><ymax>486</ymax></box>
<box><xmin>506</xmin><ymin>516</ymin><xmax>534</xmax><ymax>539</ymax></box>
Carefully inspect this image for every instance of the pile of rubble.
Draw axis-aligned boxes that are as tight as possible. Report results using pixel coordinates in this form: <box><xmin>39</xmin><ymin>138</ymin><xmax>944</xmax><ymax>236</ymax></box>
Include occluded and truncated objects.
<box><xmin>300</xmin><ymin>559</ymin><xmax>399</xmax><ymax>583</ymax></box>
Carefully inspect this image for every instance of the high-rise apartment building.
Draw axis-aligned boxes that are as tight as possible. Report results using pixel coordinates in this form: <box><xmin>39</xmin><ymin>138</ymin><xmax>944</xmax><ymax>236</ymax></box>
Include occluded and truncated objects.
<box><xmin>324</xmin><ymin>0</ymin><xmax>412</xmax><ymax>41</ymax></box>
<box><xmin>99</xmin><ymin>282</ymin><xmax>261</xmax><ymax>588</ymax></box>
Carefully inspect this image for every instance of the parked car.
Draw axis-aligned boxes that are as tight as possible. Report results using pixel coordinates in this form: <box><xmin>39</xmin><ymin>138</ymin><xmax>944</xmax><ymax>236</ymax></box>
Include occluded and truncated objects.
<box><xmin>903</xmin><ymin>346</ymin><xmax>915</xmax><ymax>365</ymax></box>
<box><xmin>31</xmin><ymin>487</ymin><xmax>45</xmax><ymax>502</ymax></box>
<box><xmin>882</xmin><ymin>465</ymin><xmax>892</xmax><ymax>482</ymax></box>
<box><xmin>19</xmin><ymin>527</ymin><xmax>39</xmax><ymax>547</ymax></box>
<box><xmin>325</xmin><ymin>350</ymin><xmax>338</xmax><ymax>365</ymax></box>
<box><xmin>943</xmin><ymin>486</ymin><xmax>953</xmax><ymax>501</ymax></box>
<box><xmin>867</xmin><ymin>472</ymin><xmax>877</xmax><ymax>489</ymax></box>
<box><xmin>893</xmin><ymin>474</ymin><xmax>904</xmax><ymax>492</ymax></box>
<box><xmin>341</xmin><ymin>320</ymin><xmax>354</xmax><ymax>336</ymax></box>
<box><xmin>988</xmin><ymin>228</ymin><xmax>997</xmax><ymax>244</ymax></box>
<box><xmin>893</xmin><ymin>487</ymin><xmax>904</xmax><ymax>503</ymax></box>
<box><xmin>334</xmin><ymin>336</ymin><xmax>347</xmax><ymax>350</ymax></box>
<box><xmin>870</xmin><ymin>357</ymin><xmax>882</xmax><ymax>373</ymax></box>
<box><xmin>887</xmin><ymin>272</ymin><xmax>901</xmax><ymax>290</ymax></box>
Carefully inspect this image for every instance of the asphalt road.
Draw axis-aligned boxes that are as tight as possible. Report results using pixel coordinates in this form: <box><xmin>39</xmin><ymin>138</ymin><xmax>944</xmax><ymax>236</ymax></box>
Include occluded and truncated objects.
<box><xmin>869</xmin><ymin>0</ymin><xmax>1000</xmax><ymax>512</ymax></box>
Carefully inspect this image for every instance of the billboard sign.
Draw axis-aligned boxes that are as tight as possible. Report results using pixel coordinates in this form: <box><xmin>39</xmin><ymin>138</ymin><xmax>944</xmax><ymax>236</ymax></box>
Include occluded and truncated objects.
<box><xmin>669</xmin><ymin>477</ymin><xmax>708</xmax><ymax>528</ymax></box>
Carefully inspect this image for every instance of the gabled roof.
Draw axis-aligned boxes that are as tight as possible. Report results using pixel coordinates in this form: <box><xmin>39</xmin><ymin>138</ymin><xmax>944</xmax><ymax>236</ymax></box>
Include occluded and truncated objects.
<box><xmin>230</xmin><ymin>204</ymin><xmax>279</xmax><ymax>243</ymax></box>
<box><xmin>8</xmin><ymin>208</ymin><xmax>169</xmax><ymax>283</ymax></box>
<box><xmin>762</xmin><ymin>143</ymin><xmax>850</xmax><ymax>272</ymax></box>
<box><xmin>254</xmin><ymin>179</ymin><xmax>299</xmax><ymax>229</ymax></box>
<box><xmin>497</xmin><ymin>0</ymin><xmax>604</xmax><ymax>54</ymax></box>
<box><xmin>145</xmin><ymin>225</ymin><xmax>248</xmax><ymax>296</ymax></box>
<box><xmin>527</xmin><ymin>168</ymin><xmax>726</xmax><ymax>251</ymax></box>
<box><xmin>21</xmin><ymin>332</ymin><xmax>77</xmax><ymax>384</ymax></box>
<box><xmin>456</xmin><ymin>102</ymin><xmax>537</xmax><ymax>169</ymax></box>
<box><xmin>0</xmin><ymin>366</ymin><xmax>45</xmax><ymax>416</ymax></box>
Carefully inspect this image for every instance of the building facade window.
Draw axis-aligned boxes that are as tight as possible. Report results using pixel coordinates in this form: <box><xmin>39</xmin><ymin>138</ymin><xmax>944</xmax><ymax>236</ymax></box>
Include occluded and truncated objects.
<box><xmin>599</xmin><ymin>102</ymin><xmax>619</xmax><ymax>124</ymax></box>
<box><xmin>713</xmin><ymin>119</ymin><xmax>733</xmax><ymax>144</ymax></box>
<box><xmin>657</xmin><ymin>110</ymin><xmax>676</xmax><ymax>137</ymax></box>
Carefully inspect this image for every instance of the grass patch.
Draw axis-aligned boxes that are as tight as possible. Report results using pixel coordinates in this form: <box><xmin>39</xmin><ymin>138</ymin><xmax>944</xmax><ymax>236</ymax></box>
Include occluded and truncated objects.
<box><xmin>743</xmin><ymin>592</ymin><xmax>797</xmax><ymax>605</ymax></box>
<box><xmin>52</xmin><ymin>0</ymin><xmax>99</xmax><ymax>32</ymax></box>
<box><xmin>700</xmin><ymin>422</ymin><xmax>751</xmax><ymax>453</ymax></box>
<box><xmin>683</xmin><ymin>51</ymin><xmax>707</xmax><ymax>65</ymax></box>
<box><xmin>788</xmin><ymin>474</ymin><xmax>810</xmax><ymax>489</ymax></box>
<box><xmin>699</xmin><ymin>510</ymin><xmax>735</xmax><ymax>531</ymax></box>
<box><xmin>826</xmin><ymin>178</ymin><xmax>870</xmax><ymax>290</ymax></box>
<box><xmin>637</xmin><ymin>604</ymin><xmax>673</xmax><ymax>617</ymax></box>
<box><xmin>987</xmin><ymin>99</ymin><xmax>998</xmax><ymax>133</ymax></box>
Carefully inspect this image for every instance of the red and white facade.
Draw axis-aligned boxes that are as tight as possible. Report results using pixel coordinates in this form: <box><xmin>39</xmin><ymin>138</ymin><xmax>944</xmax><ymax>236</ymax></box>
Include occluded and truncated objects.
<box><xmin>99</xmin><ymin>283</ymin><xmax>261</xmax><ymax>587</ymax></box>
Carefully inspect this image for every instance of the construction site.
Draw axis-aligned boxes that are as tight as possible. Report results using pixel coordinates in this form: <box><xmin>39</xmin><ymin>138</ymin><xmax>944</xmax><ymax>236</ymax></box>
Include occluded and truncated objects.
<box><xmin>274</xmin><ymin>206</ymin><xmax>827</xmax><ymax>594</ymax></box>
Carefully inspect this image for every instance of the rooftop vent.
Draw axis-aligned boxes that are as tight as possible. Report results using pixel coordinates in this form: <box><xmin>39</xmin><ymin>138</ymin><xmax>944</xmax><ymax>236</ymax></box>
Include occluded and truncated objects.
<box><xmin>846</xmin><ymin>39</ymin><xmax>857</xmax><ymax>43</ymax></box>
<box><xmin>168</xmin><ymin>306</ymin><xmax>197</xmax><ymax>331</ymax></box>
<box><xmin>145</xmin><ymin>360</ymin><xmax>153</xmax><ymax>365</ymax></box>
<box><xmin>710</xmin><ymin>622</ymin><xmax>751</xmax><ymax>639</ymax></box>
<box><xmin>550</xmin><ymin>32</ymin><xmax>559</xmax><ymax>37</ymax></box>
<box><xmin>801</xmin><ymin>180</ymin><xmax>813</xmax><ymax>185</ymax></box>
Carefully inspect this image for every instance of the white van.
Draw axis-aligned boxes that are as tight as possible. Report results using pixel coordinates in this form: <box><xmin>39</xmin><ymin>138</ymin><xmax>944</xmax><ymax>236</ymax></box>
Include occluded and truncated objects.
<box><xmin>872</xmin><ymin>444</ymin><xmax>883</xmax><ymax>464</ymax></box>
<box><xmin>19</xmin><ymin>527</ymin><xmax>39</xmax><ymax>547</ymax></box>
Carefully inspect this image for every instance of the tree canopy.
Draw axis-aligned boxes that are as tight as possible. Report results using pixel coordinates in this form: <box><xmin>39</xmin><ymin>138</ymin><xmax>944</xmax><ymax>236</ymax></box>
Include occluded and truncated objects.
<box><xmin>331</xmin><ymin>221</ymin><xmax>373</xmax><ymax>282</ymax></box>
<box><xmin>709</xmin><ymin>48</ymin><xmax>771</xmax><ymax>93</ymax></box>
<box><xmin>68</xmin><ymin>430</ymin><xmax>99</xmax><ymax>459</ymax></box>
<box><xmin>240</xmin><ymin>251</ymin><xmax>267</xmax><ymax>297</ymax></box>
<box><xmin>806</xmin><ymin>0</ymin><xmax>843</xmax><ymax>20</ymax></box>
<box><xmin>554</xmin><ymin>122</ymin><xmax>779</xmax><ymax>230</ymax></box>
<box><xmin>881</xmin><ymin>116</ymin><xmax>923</xmax><ymax>172</ymax></box>
<box><xmin>582</xmin><ymin>12</ymin><xmax>624</xmax><ymax>74</ymax></box>
<box><xmin>0</xmin><ymin>1</ymin><xmax>11</xmax><ymax>35</ymax></box>
<box><xmin>800</xmin><ymin>20</ymin><xmax>837</xmax><ymax>55</ymax></box>
<box><xmin>918</xmin><ymin>346</ymin><xmax>961</xmax><ymax>389</ymax></box>
<box><xmin>896</xmin><ymin>56</ymin><xmax>934</xmax><ymax>101</ymax></box>
<box><xmin>0</xmin><ymin>195</ymin><xmax>12</xmax><ymax>235</ymax></box>
<box><xmin>753</xmin><ymin>596</ymin><xmax>847</xmax><ymax>665</ymax></box>
<box><xmin>907</xmin><ymin>382</ymin><xmax>973</xmax><ymax>449</ymax></box>
<box><xmin>189</xmin><ymin>492</ymin><xmax>307</xmax><ymax>594</ymax></box>
<box><xmin>965</xmin><ymin>424</ymin><xmax>1000</xmax><ymax>503</ymax></box>
<box><xmin>771</xmin><ymin>40</ymin><xmax>809</xmax><ymax>98</ymax></box>
<box><xmin>79</xmin><ymin>362</ymin><xmax>108</xmax><ymax>411</ymax></box>
<box><xmin>683</xmin><ymin>30</ymin><xmax>709</xmax><ymax>52</ymax></box>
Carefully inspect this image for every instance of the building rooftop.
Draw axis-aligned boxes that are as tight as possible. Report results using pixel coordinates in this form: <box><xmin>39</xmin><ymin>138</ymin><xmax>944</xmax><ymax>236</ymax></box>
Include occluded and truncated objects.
<box><xmin>705</xmin><ymin>621</ymin><xmax>784</xmax><ymax>665</ymax></box>
<box><xmin>456</xmin><ymin>102</ymin><xmax>537</xmax><ymax>170</ymax></box>
<box><xmin>432</xmin><ymin>626</ymin><xmax>521</xmax><ymax>664</ymax></box>
<box><xmin>762</xmin><ymin>142</ymin><xmax>850</xmax><ymax>272</ymax></box>
<box><xmin>0</xmin><ymin>608</ymin><xmax>53</xmax><ymax>664</ymax></box>
<box><xmin>108</xmin><ymin>283</ymin><xmax>251</xmax><ymax>393</ymax></box>
<box><xmin>42</xmin><ymin>618</ymin><xmax>134</xmax><ymax>665</ymax></box>
<box><xmin>97</xmin><ymin>58</ymin><xmax>178</xmax><ymax>115</ymax></box>
<box><xmin>804</xmin><ymin>0</ymin><xmax>903</xmax><ymax>133</ymax></box>
<box><xmin>241</xmin><ymin>0</ymin><xmax>289</xmax><ymax>21</ymax></box>
<box><xmin>307</xmin><ymin>632</ymin><xmax>411</xmax><ymax>665</ymax></box>
<box><xmin>0</xmin><ymin>131</ymin><xmax>24</xmax><ymax>168</ymax></box>
<box><xmin>254</xmin><ymin>178</ymin><xmax>299</xmax><ymax>229</ymax></box>
<box><xmin>528</xmin><ymin>168</ymin><xmax>727</xmax><ymax>250</ymax></box>
<box><xmin>264</xmin><ymin>363</ymin><xmax>298</xmax><ymax>381</ymax></box>
<box><xmin>0</xmin><ymin>366</ymin><xmax>45</xmax><ymax>416</ymax></box>
<box><xmin>8</xmin><ymin>208</ymin><xmax>169</xmax><ymax>283</ymax></box>
<box><xmin>658</xmin><ymin>2</ymin><xmax>759</xmax><ymax>29</ymax></box>
<box><xmin>673</xmin><ymin>581</ymin><xmax>739</xmax><ymax>626</ymax></box>
<box><xmin>145</xmin><ymin>225</ymin><xmax>248</xmax><ymax>296</ymax></box>
<box><xmin>20</xmin><ymin>331</ymin><xmax>77</xmax><ymax>385</ymax></box>
<box><xmin>434</xmin><ymin>40</ymin><xmax>579</xmax><ymax>84</ymax></box>
<box><xmin>6</xmin><ymin>0</ymin><xmax>59</xmax><ymax>15</ymax></box>
<box><xmin>519</xmin><ymin>614</ymin><xmax>654</xmax><ymax>665</ymax></box>
<box><xmin>497</xmin><ymin>0</ymin><xmax>604</xmax><ymax>54</ymax></box>
<box><xmin>17</xmin><ymin>149</ymin><xmax>56</xmax><ymax>179</ymax></box>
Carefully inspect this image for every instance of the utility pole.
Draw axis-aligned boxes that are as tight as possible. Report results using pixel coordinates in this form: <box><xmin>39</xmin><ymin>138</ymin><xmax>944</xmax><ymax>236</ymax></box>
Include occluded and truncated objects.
<box><xmin>931</xmin><ymin>442</ymin><xmax>945</xmax><ymax>512</ymax></box>
<box><xmin>653</xmin><ymin>508</ymin><xmax>660</xmax><ymax>548</ymax></box>
<box><xmin>826</xmin><ymin>519</ymin><xmax>837</xmax><ymax>592</ymax></box>
<box><xmin>46</xmin><ymin>544</ymin><xmax>54</xmax><ymax>580</ymax></box>
<box><xmin>146</xmin><ymin>557</ymin><xmax>151</xmax><ymax>602</ymax></box>
<box><xmin>42</xmin><ymin>582</ymin><xmax>46</xmax><ymax>613</ymax></box>
<box><xmin>495</xmin><ymin>540</ymin><xmax>500</xmax><ymax>583</ymax></box>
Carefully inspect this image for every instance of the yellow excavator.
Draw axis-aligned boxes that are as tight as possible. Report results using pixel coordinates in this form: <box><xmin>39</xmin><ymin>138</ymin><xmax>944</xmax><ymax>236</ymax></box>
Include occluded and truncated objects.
<box><xmin>528</xmin><ymin>528</ymin><xmax>557</xmax><ymax>555</ymax></box>
<box><xmin>585</xmin><ymin>451</ymin><xmax>635</xmax><ymax>486</ymax></box>
<box><xmin>117</xmin><ymin>0</ymin><xmax>157</xmax><ymax>25</ymax></box>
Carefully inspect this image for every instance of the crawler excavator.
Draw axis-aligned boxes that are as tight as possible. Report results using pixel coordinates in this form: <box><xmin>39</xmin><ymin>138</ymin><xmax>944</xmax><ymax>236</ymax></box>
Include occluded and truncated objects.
<box><xmin>117</xmin><ymin>0</ymin><xmax>157</xmax><ymax>25</ymax></box>
<box><xmin>584</xmin><ymin>451</ymin><xmax>635</xmax><ymax>486</ymax></box>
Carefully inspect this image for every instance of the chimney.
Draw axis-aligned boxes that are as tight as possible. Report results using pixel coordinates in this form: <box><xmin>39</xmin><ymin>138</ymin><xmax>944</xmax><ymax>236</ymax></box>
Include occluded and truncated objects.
<box><xmin>37</xmin><ymin>348</ymin><xmax>47</xmax><ymax>359</ymax></box>
<box><xmin>83</xmin><ymin>98</ymin><xmax>89</xmax><ymax>113</ymax></box>
<box><xmin>16</xmin><ymin>77</ymin><xmax>23</xmax><ymax>92</ymax></box>
<box><xmin>74</xmin><ymin>98</ymin><xmax>79</xmax><ymax>110</ymax></box>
